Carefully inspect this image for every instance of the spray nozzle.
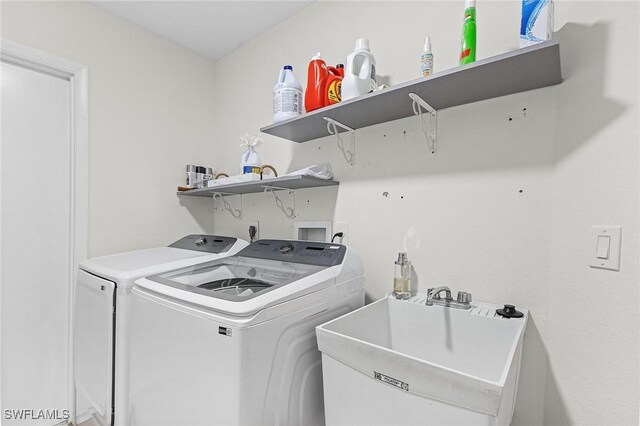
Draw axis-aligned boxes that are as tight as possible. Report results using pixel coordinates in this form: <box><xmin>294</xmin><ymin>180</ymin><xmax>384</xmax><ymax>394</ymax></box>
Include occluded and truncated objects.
<box><xmin>423</xmin><ymin>35</ymin><xmax>432</xmax><ymax>52</ymax></box>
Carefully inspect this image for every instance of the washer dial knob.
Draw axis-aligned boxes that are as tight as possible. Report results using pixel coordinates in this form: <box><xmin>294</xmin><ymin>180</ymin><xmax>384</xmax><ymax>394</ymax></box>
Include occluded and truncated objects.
<box><xmin>279</xmin><ymin>242</ymin><xmax>294</xmax><ymax>254</ymax></box>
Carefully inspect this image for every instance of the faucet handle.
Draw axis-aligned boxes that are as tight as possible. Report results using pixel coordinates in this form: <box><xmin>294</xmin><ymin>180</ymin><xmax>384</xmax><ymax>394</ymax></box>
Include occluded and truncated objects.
<box><xmin>456</xmin><ymin>291</ymin><xmax>472</xmax><ymax>304</ymax></box>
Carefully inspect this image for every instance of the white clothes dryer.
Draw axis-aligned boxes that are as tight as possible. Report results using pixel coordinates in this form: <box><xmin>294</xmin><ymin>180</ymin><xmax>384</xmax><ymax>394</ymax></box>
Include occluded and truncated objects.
<box><xmin>74</xmin><ymin>235</ymin><xmax>248</xmax><ymax>426</ymax></box>
<box><xmin>128</xmin><ymin>239</ymin><xmax>365</xmax><ymax>426</ymax></box>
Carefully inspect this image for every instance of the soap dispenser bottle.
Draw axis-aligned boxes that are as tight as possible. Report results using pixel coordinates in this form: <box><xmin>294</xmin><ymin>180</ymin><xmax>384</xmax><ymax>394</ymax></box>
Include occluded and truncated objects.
<box><xmin>393</xmin><ymin>252</ymin><xmax>412</xmax><ymax>300</ymax></box>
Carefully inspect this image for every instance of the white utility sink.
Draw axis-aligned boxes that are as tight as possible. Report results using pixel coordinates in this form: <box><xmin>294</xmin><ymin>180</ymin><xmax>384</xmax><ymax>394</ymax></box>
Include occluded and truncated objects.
<box><xmin>316</xmin><ymin>296</ymin><xmax>528</xmax><ymax>426</ymax></box>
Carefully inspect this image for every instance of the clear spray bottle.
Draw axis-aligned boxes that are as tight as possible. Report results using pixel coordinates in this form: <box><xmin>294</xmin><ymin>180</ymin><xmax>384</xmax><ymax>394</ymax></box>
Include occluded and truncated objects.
<box><xmin>393</xmin><ymin>252</ymin><xmax>412</xmax><ymax>300</ymax></box>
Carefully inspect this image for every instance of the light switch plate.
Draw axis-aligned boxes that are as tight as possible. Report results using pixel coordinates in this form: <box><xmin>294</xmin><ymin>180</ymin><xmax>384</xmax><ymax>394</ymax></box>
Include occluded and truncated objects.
<box><xmin>589</xmin><ymin>226</ymin><xmax>621</xmax><ymax>271</ymax></box>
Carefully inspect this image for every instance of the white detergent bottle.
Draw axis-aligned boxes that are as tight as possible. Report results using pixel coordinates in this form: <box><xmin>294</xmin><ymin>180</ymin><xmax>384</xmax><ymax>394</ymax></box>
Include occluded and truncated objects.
<box><xmin>342</xmin><ymin>38</ymin><xmax>377</xmax><ymax>101</ymax></box>
<box><xmin>240</xmin><ymin>133</ymin><xmax>262</xmax><ymax>174</ymax></box>
<box><xmin>273</xmin><ymin>65</ymin><xmax>303</xmax><ymax>123</ymax></box>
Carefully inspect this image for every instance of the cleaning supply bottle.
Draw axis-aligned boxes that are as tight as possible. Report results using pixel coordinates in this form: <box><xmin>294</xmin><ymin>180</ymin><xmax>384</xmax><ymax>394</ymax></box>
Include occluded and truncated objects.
<box><xmin>325</xmin><ymin>64</ymin><xmax>344</xmax><ymax>105</ymax></box>
<box><xmin>305</xmin><ymin>53</ymin><xmax>329</xmax><ymax>113</ymax></box>
<box><xmin>342</xmin><ymin>38</ymin><xmax>377</xmax><ymax>101</ymax></box>
<box><xmin>273</xmin><ymin>65</ymin><xmax>303</xmax><ymax>123</ymax></box>
<box><xmin>240</xmin><ymin>133</ymin><xmax>262</xmax><ymax>174</ymax></box>
<box><xmin>393</xmin><ymin>252</ymin><xmax>412</xmax><ymax>300</ymax></box>
<box><xmin>459</xmin><ymin>0</ymin><xmax>477</xmax><ymax>65</ymax></box>
<box><xmin>420</xmin><ymin>36</ymin><xmax>434</xmax><ymax>77</ymax></box>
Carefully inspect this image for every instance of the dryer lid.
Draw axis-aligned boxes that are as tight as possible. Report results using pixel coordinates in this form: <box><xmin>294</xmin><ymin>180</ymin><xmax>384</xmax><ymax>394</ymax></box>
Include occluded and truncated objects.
<box><xmin>81</xmin><ymin>235</ymin><xmax>239</xmax><ymax>273</ymax></box>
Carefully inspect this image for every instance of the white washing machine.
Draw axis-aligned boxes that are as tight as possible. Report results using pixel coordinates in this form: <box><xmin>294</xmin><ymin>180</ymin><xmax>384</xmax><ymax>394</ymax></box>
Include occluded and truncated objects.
<box><xmin>74</xmin><ymin>235</ymin><xmax>248</xmax><ymax>426</ymax></box>
<box><xmin>128</xmin><ymin>239</ymin><xmax>365</xmax><ymax>426</ymax></box>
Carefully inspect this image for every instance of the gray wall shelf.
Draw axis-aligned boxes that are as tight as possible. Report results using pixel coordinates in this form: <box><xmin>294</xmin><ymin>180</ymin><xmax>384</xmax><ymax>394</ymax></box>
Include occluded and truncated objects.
<box><xmin>260</xmin><ymin>40</ymin><xmax>561</xmax><ymax>142</ymax></box>
<box><xmin>177</xmin><ymin>175</ymin><xmax>339</xmax><ymax>197</ymax></box>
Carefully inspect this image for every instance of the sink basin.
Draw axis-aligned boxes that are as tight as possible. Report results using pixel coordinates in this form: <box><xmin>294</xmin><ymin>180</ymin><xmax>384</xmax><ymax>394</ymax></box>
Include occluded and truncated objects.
<box><xmin>316</xmin><ymin>296</ymin><xmax>528</xmax><ymax>425</ymax></box>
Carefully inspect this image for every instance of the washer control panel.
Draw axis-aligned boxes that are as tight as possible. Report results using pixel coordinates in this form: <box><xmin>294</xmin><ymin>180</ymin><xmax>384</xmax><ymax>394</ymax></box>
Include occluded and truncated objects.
<box><xmin>169</xmin><ymin>235</ymin><xmax>237</xmax><ymax>254</ymax></box>
<box><xmin>237</xmin><ymin>240</ymin><xmax>347</xmax><ymax>266</ymax></box>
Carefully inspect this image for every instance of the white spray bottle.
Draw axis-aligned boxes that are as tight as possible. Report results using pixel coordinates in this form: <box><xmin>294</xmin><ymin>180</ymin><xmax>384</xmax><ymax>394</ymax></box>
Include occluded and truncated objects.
<box><xmin>420</xmin><ymin>35</ymin><xmax>433</xmax><ymax>77</ymax></box>
<box><xmin>240</xmin><ymin>133</ymin><xmax>263</xmax><ymax>174</ymax></box>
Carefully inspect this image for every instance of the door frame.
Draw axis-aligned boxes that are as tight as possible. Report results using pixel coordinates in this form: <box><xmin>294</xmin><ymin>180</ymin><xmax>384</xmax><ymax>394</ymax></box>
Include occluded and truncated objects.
<box><xmin>1</xmin><ymin>39</ymin><xmax>88</xmax><ymax>425</ymax></box>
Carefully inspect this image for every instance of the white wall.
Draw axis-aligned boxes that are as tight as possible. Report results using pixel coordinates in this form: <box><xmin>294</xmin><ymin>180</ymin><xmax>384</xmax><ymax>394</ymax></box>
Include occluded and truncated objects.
<box><xmin>1</xmin><ymin>0</ymin><xmax>637</xmax><ymax>424</ymax></box>
<box><xmin>209</xmin><ymin>1</ymin><xmax>639</xmax><ymax>425</ymax></box>
<box><xmin>546</xmin><ymin>3</ymin><xmax>639</xmax><ymax>423</ymax></box>
<box><xmin>1</xmin><ymin>0</ymin><xmax>218</xmax><ymax>257</ymax></box>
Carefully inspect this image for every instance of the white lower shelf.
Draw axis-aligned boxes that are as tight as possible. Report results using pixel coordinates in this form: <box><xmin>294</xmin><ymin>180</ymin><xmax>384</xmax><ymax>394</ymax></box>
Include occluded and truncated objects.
<box><xmin>177</xmin><ymin>175</ymin><xmax>339</xmax><ymax>197</ymax></box>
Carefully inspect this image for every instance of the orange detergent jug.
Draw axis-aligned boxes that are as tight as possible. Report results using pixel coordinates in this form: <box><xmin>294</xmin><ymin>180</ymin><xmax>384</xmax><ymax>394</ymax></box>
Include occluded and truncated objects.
<box><xmin>304</xmin><ymin>52</ymin><xmax>328</xmax><ymax>112</ymax></box>
<box><xmin>325</xmin><ymin>64</ymin><xmax>344</xmax><ymax>105</ymax></box>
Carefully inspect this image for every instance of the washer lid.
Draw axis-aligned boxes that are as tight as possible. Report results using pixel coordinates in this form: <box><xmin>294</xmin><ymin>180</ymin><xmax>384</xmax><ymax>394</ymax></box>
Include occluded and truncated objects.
<box><xmin>137</xmin><ymin>240</ymin><xmax>349</xmax><ymax>315</ymax></box>
<box><xmin>144</xmin><ymin>256</ymin><xmax>324</xmax><ymax>303</ymax></box>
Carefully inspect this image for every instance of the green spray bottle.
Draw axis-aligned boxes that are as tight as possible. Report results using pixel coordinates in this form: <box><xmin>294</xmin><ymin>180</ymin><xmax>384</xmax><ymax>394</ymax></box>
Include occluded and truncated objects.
<box><xmin>459</xmin><ymin>0</ymin><xmax>476</xmax><ymax>65</ymax></box>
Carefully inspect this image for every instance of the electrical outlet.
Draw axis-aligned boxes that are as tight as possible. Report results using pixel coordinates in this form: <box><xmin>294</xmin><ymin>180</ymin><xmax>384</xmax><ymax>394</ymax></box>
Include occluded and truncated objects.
<box><xmin>249</xmin><ymin>221</ymin><xmax>259</xmax><ymax>242</ymax></box>
<box><xmin>333</xmin><ymin>222</ymin><xmax>349</xmax><ymax>244</ymax></box>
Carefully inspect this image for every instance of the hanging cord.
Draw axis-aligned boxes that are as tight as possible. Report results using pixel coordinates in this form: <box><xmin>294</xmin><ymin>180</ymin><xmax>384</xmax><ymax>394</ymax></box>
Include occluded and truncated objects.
<box><xmin>260</xmin><ymin>164</ymin><xmax>278</xmax><ymax>179</ymax></box>
<box><xmin>263</xmin><ymin>187</ymin><xmax>294</xmax><ymax>218</ymax></box>
<box><xmin>411</xmin><ymin>95</ymin><xmax>437</xmax><ymax>155</ymax></box>
<box><xmin>212</xmin><ymin>192</ymin><xmax>241</xmax><ymax>219</ymax></box>
<box><xmin>326</xmin><ymin>120</ymin><xmax>355</xmax><ymax>164</ymax></box>
<box><xmin>331</xmin><ymin>232</ymin><xmax>344</xmax><ymax>243</ymax></box>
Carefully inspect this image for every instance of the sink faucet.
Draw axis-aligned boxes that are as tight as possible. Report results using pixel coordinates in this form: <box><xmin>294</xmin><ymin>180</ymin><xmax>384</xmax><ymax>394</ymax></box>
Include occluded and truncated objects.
<box><xmin>425</xmin><ymin>287</ymin><xmax>473</xmax><ymax>310</ymax></box>
<box><xmin>426</xmin><ymin>286</ymin><xmax>452</xmax><ymax>306</ymax></box>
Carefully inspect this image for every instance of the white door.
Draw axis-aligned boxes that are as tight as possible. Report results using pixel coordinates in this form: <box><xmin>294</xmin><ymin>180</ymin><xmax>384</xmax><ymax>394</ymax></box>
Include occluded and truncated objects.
<box><xmin>1</xmin><ymin>48</ymin><xmax>85</xmax><ymax>425</ymax></box>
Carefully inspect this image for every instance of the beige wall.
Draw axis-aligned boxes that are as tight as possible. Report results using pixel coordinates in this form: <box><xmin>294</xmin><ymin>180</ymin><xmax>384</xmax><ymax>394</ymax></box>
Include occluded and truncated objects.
<box><xmin>2</xmin><ymin>0</ymin><xmax>638</xmax><ymax>424</ymax></box>
<box><xmin>210</xmin><ymin>1</ymin><xmax>639</xmax><ymax>424</ymax></box>
<box><xmin>1</xmin><ymin>0</ymin><xmax>218</xmax><ymax>257</ymax></box>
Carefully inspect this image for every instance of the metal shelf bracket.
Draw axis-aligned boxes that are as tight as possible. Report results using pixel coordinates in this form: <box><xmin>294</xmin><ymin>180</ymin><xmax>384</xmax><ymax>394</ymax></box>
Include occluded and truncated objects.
<box><xmin>212</xmin><ymin>192</ymin><xmax>242</xmax><ymax>219</ymax></box>
<box><xmin>409</xmin><ymin>92</ymin><xmax>438</xmax><ymax>156</ymax></box>
<box><xmin>324</xmin><ymin>117</ymin><xmax>355</xmax><ymax>165</ymax></box>
<box><xmin>263</xmin><ymin>186</ymin><xmax>295</xmax><ymax>218</ymax></box>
